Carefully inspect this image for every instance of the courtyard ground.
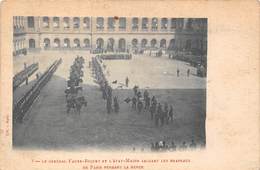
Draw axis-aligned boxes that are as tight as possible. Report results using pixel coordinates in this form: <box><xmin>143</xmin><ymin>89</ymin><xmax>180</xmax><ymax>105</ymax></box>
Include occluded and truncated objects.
<box><xmin>13</xmin><ymin>51</ymin><xmax>206</xmax><ymax>151</ymax></box>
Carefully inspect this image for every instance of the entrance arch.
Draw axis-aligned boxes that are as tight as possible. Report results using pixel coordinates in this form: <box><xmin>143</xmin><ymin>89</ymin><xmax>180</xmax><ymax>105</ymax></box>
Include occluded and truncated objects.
<box><xmin>96</xmin><ymin>38</ymin><xmax>104</xmax><ymax>49</ymax></box>
<box><xmin>107</xmin><ymin>38</ymin><xmax>115</xmax><ymax>52</ymax></box>
<box><xmin>118</xmin><ymin>38</ymin><xmax>126</xmax><ymax>52</ymax></box>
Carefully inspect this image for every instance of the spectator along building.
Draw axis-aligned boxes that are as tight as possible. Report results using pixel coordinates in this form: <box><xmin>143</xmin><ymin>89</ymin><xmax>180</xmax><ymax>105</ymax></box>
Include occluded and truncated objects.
<box><xmin>13</xmin><ymin>16</ymin><xmax>207</xmax><ymax>56</ymax></box>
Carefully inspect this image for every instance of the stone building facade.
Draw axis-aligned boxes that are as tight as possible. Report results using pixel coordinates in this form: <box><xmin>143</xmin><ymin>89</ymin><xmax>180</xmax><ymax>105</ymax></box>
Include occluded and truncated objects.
<box><xmin>13</xmin><ymin>16</ymin><xmax>207</xmax><ymax>56</ymax></box>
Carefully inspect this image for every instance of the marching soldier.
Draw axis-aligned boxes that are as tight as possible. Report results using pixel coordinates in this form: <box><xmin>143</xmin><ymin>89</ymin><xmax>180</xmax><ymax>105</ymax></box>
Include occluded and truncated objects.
<box><xmin>114</xmin><ymin>96</ymin><xmax>119</xmax><ymax>113</ymax></box>
<box><xmin>155</xmin><ymin>103</ymin><xmax>162</xmax><ymax>126</ymax></box>
<box><xmin>137</xmin><ymin>99</ymin><xmax>143</xmax><ymax>114</ymax></box>
<box><xmin>164</xmin><ymin>103</ymin><xmax>169</xmax><ymax>125</ymax></box>
<box><xmin>106</xmin><ymin>97</ymin><xmax>112</xmax><ymax>114</ymax></box>
<box><xmin>145</xmin><ymin>96</ymin><xmax>150</xmax><ymax>110</ymax></box>
<box><xmin>168</xmin><ymin>105</ymin><xmax>174</xmax><ymax>123</ymax></box>
<box><xmin>132</xmin><ymin>96</ymin><xmax>137</xmax><ymax>110</ymax></box>
<box><xmin>150</xmin><ymin>101</ymin><xmax>156</xmax><ymax>120</ymax></box>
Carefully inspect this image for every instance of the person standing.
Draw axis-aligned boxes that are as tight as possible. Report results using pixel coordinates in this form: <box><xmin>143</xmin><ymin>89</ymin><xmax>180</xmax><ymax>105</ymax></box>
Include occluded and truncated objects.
<box><xmin>137</xmin><ymin>99</ymin><xmax>143</xmax><ymax>114</ymax></box>
<box><xmin>177</xmin><ymin>68</ymin><xmax>180</xmax><ymax>77</ymax></box>
<box><xmin>125</xmin><ymin>76</ymin><xmax>129</xmax><ymax>87</ymax></box>
<box><xmin>156</xmin><ymin>103</ymin><xmax>162</xmax><ymax>126</ymax></box>
<box><xmin>168</xmin><ymin>105</ymin><xmax>174</xmax><ymax>123</ymax></box>
<box><xmin>132</xmin><ymin>96</ymin><xmax>137</xmax><ymax>110</ymax></box>
<box><xmin>164</xmin><ymin>103</ymin><xmax>169</xmax><ymax>125</ymax></box>
<box><xmin>114</xmin><ymin>96</ymin><xmax>119</xmax><ymax>113</ymax></box>
<box><xmin>187</xmin><ymin>68</ymin><xmax>190</xmax><ymax>77</ymax></box>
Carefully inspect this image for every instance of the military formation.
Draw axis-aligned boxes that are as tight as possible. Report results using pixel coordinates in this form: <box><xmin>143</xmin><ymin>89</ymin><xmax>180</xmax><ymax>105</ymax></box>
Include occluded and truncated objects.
<box><xmin>125</xmin><ymin>85</ymin><xmax>175</xmax><ymax>127</ymax></box>
<box><xmin>92</xmin><ymin>56</ymin><xmax>119</xmax><ymax>114</ymax></box>
<box><xmin>65</xmin><ymin>56</ymin><xmax>87</xmax><ymax>114</ymax></box>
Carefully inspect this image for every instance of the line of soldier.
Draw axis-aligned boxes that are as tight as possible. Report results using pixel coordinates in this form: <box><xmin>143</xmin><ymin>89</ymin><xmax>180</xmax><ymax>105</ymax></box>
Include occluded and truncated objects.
<box><xmin>151</xmin><ymin>139</ymin><xmax>198</xmax><ymax>152</ymax></box>
<box><xmin>66</xmin><ymin>56</ymin><xmax>87</xmax><ymax>114</ymax></box>
<box><xmin>92</xmin><ymin>56</ymin><xmax>119</xmax><ymax>114</ymax></box>
<box><xmin>130</xmin><ymin>86</ymin><xmax>175</xmax><ymax>127</ymax></box>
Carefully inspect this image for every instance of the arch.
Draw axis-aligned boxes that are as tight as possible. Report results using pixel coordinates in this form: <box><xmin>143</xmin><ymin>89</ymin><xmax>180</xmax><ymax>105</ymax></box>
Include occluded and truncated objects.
<box><xmin>29</xmin><ymin>39</ymin><xmax>35</xmax><ymax>48</ymax></box>
<box><xmin>118</xmin><ymin>38</ymin><xmax>126</xmax><ymax>52</ymax></box>
<box><xmin>43</xmin><ymin>38</ymin><xmax>50</xmax><ymax>48</ymax></box>
<box><xmin>43</xmin><ymin>17</ymin><xmax>49</xmax><ymax>28</ymax></box>
<box><xmin>160</xmin><ymin>39</ymin><xmax>166</xmax><ymax>48</ymax></box>
<box><xmin>168</xmin><ymin>39</ymin><xmax>176</xmax><ymax>50</ymax></box>
<box><xmin>63</xmin><ymin>17</ymin><xmax>70</xmax><ymax>28</ymax></box>
<box><xmin>74</xmin><ymin>38</ymin><xmax>80</xmax><ymax>48</ymax></box>
<box><xmin>53</xmin><ymin>17</ymin><xmax>60</xmax><ymax>28</ymax></box>
<box><xmin>107</xmin><ymin>38</ymin><xmax>115</xmax><ymax>52</ymax></box>
<box><xmin>132</xmin><ymin>39</ymin><xmax>138</xmax><ymax>48</ymax></box>
<box><xmin>150</xmin><ymin>39</ymin><xmax>157</xmax><ymax>48</ymax></box>
<box><xmin>83</xmin><ymin>39</ymin><xmax>90</xmax><ymax>48</ymax></box>
<box><xmin>96</xmin><ymin>38</ymin><xmax>104</xmax><ymax>49</ymax></box>
<box><xmin>64</xmin><ymin>38</ymin><xmax>70</xmax><ymax>48</ymax></box>
<box><xmin>151</xmin><ymin>18</ymin><xmax>158</xmax><ymax>30</ymax></box>
<box><xmin>141</xmin><ymin>39</ymin><xmax>147</xmax><ymax>48</ymax></box>
<box><xmin>54</xmin><ymin>38</ymin><xmax>60</xmax><ymax>48</ymax></box>
<box><xmin>73</xmin><ymin>17</ymin><xmax>80</xmax><ymax>28</ymax></box>
<box><xmin>83</xmin><ymin>17</ymin><xmax>90</xmax><ymax>28</ymax></box>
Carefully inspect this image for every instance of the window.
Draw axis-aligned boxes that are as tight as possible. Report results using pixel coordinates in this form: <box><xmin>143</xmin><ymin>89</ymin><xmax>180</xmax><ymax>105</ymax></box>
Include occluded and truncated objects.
<box><xmin>29</xmin><ymin>39</ymin><xmax>35</xmax><ymax>48</ymax></box>
<box><xmin>96</xmin><ymin>17</ymin><xmax>104</xmax><ymax>30</ymax></box>
<box><xmin>119</xmin><ymin>17</ymin><xmax>126</xmax><ymax>30</ymax></box>
<box><xmin>83</xmin><ymin>17</ymin><xmax>90</xmax><ymax>29</ymax></box>
<box><xmin>63</xmin><ymin>17</ymin><xmax>70</xmax><ymax>29</ymax></box>
<box><xmin>151</xmin><ymin>18</ymin><xmax>158</xmax><ymax>31</ymax></box>
<box><xmin>28</xmin><ymin>17</ymin><xmax>34</xmax><ymax>28</ymax></box>
<box><xmin>43</xmin><ymin>17</ymin><xmax>49</xmax><ymax>28</ymax></box>
<box><xmin>170</xmin><ymin>18</ymin><xmax>176</xmax><ymax>29</ymax></box>
<box><xmin>132</xmin><ymin>18</ymin><xmax>138</xmax><ymax>30</ymax></box>
<box><xmin>53</xmin><ymin>17</ymin><xmax>60</xmax><ymax>28</ymax></box>
<box><xmin>108</xmin><ymin>17</ymin><xmax>115</xmax><ymax>30</ymax></box>
<box><xmin>142</xmin><ymin>18</ymin><xmax>148</xmax><ymax>30</ymax></box>
<box><xmin>73</xmin><ymin>17</ymin><xmax>80</xmax><ymax>29</ymax></box>
<box><xmin>161</xmin><ymin>18</ymin><xmax>168</xmax><ymax>30</ymax></box>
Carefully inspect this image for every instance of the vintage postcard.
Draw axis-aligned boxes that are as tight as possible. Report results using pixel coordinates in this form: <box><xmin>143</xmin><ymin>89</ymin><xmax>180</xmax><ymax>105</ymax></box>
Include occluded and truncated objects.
<box><xmin>0</xmin><ymin>0</ymin><xmax>259</xmax><ymax>170</ymax></box>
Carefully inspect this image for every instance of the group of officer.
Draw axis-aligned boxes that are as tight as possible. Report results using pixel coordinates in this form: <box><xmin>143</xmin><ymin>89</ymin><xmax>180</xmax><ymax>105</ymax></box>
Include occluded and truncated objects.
<box><xmin>92</xmin><ymin>56</ymin><xmax>119</xmax><ymax>114</ymax></box>
<box><xmin>130</xmin><ymin>86</ymin><xmax>175</xmax><ymax>127</ymax></box>
<box><xmin>66</xmin><ymin>56</ymin><xmax>87</xmax><ymax>114</ymax></box>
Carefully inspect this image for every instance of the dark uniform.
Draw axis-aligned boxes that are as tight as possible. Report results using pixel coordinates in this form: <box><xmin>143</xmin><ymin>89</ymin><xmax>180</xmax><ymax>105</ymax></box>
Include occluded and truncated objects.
<box><xmin>132</xmin><ymin>96</ymin><xmax>137</xmax><ymax>110</ymax></box>
<box><xmin>114</xmin><ymin>96</ymin><xmax>119</xmax><ymax>113</ymax></box>
<box><xmin>155</xmin><ymin>103</ymin><xmax>162</xmax><ymax>126</ymax></box>
<box><xmin>137</xmin><ymin>100</ymin><xmax>143</xmax><ymax>114</ymax></box>
<box><xmin>177</xmin><ymin>68</ymin><xmax>180</xmax><ymax>77</ymax></box>
<box><xmin>125</xmin><ymin>77</ymin><xmax>129</xmax><ymax>87</ymax></box>
<box><xmin>168</xmin><ymin>105</ymin><xmax>174</xmax><ymax>122</ymax></box>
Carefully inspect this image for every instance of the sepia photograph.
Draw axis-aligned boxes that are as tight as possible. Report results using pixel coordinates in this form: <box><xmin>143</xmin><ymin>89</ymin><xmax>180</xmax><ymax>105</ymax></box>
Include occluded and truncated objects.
<box><xmin>12</xmin><ymin>16</ymin><xmax>207</xmax><ymax>151</ymax></box>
